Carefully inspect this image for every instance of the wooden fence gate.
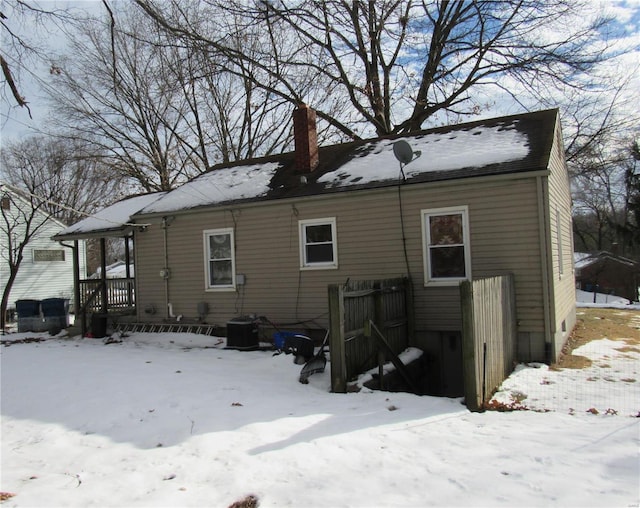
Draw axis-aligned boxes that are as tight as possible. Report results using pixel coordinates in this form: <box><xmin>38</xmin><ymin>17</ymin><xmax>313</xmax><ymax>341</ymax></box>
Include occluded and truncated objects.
<box><xmin>328</xmin><ymin>277</ymin><xmax>414</xmax><ymax>393</ymax></box>
<box><xmin>461</xmin><ymin>274</ymin><xmax>517</xmax><ymax>411</ymax></box>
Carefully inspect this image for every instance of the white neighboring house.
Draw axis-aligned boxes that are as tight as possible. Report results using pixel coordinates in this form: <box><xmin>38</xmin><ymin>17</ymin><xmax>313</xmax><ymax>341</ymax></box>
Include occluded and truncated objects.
<box><xmin>0</xmin><ymin>184</ymin><xmax>87</xmax><ymax>315</ymax></box>
<box><xmin>89</xmin><ymin>260</ymin><xmax>134</xmax><ymax>279</ymax></box>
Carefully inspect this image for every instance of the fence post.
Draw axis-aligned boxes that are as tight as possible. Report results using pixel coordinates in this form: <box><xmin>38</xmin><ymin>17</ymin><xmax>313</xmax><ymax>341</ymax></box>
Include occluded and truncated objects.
<box><xmin>329</xmin><ymin>284</ymin><xmax>347</xmax><ymax>393</ymax></box>
<box><xmin>460</xmin><ymin>280</ymin><xmax>481</xmax><ymax>411</ymax></box>
<box><xmin>373</xmin><ymin>284</ymin><xmax>385</xmax><ymax>383</ymax></box>
<box><xmin>404</xmin><ymin>277</ymin><xmax>415</xmax><ymax>344</ymax></box>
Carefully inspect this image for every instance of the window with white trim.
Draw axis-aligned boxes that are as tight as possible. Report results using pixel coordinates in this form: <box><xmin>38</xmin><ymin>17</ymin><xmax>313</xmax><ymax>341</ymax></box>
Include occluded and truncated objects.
<box><xmin>299</xmin><ymin>217</ymin><xmax>338</xmax><ymax>269</ymax></box>
<box><xmin>422</xmin><ymin>206</ymin><xmax>471</xmax><ymax>285</ymax></box>
<box><xmin>204</xmin><ymin>228</ymin><xmax>235</xmax><ymax>290</ymax></box>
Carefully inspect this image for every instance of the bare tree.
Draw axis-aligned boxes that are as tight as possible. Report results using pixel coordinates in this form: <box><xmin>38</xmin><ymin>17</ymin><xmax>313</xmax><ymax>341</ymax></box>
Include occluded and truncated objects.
<box><xmin>572</xmin><ymin>136</ymin><xmax>640</xmax><ymax>258</ymax></box>
<box><xmin>0</xmin><ymin>0</ymin><xmax>83</xmax><ymax>120</ymax></box>
<box><xmin>45</xmin><ymin>3</ymin><xmax>310</xmax><ymax>192</ymax></box>
<box><xmin>45</xmin><ymin>8</ymin><xmax>193</xmax><ymax>192</ymax></box>
<box><xmin>1</xmin><ymin>136</ymin><xmax>123</xmax><ymax>224</ymax></box>
<box><xmin>133</xmin><ymin>0</ymin><xmax>613</xmax><ymax>140</ymax></box>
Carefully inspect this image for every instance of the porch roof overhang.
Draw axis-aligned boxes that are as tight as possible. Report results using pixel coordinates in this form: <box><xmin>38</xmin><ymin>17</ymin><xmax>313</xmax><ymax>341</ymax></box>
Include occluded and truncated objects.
<box><xmin>53</xmin><ymin>192</ymin><xmax>166</xmax><ymax>242</ymax></box>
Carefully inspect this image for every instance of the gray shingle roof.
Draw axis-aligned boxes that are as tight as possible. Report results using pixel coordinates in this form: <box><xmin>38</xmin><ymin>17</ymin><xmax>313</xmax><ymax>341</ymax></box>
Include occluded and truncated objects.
<box><xmin>137</xmin><ymin>108</ymin><xmax>558</xmax><ymax>217</ymax></box>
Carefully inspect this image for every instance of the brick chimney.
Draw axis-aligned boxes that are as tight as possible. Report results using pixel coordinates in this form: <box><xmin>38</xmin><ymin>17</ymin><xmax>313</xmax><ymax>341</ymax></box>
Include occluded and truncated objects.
<box><xmin>293</xmin><ymin>103</ymin><xmax>319</xmax><ymax>172</ymax></box>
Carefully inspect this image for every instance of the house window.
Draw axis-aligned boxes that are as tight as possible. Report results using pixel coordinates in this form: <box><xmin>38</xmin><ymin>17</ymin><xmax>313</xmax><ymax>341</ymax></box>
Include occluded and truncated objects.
<box><xmin>33</xmin><ymin>249</ymin><xmax>65</xmax><ymax>262</ymax></box>
<box><xmin>299</xmin><ymin>217</ymin><xmax>338</xmax><ymax>269</ymax></box>
<box><xmin>204</xmin><ymin>228</ymin><xmax>235</xmax><ymax>290</ymax></box>
<box><xmin>1</xmin><ymin>196</ymin><xmax>10</xmax><ymax>210</ymax></box>
<box><xmin>422</xmin><ymin>206</ymin><xmax>471</xmax><ymax>285</ymax></box>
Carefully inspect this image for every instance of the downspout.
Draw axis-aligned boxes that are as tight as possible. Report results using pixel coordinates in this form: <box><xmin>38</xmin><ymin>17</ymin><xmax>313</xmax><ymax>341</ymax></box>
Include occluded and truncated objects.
<box><xmin>124</xmin><ymin>236</ymin><xmax>133</xmax><ymax>307</ymax></box>
<box><xmin>536</xmin><ymin>176</ymin><xmax>553</xmax><ymax>363</ymax></box>
<box><xmin>100</xmin><ymin>238</ymin><xmax>107</xmax><ymax>314</ymax></box>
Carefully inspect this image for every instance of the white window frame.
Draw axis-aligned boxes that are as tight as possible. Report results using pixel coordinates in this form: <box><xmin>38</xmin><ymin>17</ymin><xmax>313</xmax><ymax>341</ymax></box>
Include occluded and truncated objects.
<box><xmin>421</xmin><ymin>205</ymin><xmax>471</xmax><ymax>286</ymax></box>
<box><xmin>203</xmin><ymin>228</ymin><xmax>236</xmax><ymax>291</ymax></box>
<box><xmin>299</xmin><ymin>217</ymin><xmax>338</xmax><ymax>270</ymax></box>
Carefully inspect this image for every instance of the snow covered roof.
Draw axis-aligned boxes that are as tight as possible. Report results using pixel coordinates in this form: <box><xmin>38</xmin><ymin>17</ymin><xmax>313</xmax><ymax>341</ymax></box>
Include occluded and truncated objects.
<box><xmin>574</xmin><ymin>252</ymin><xmax>593</xmax><ymax>269</ymax></box>
<box><xmin>136</xmin><ymin>109</ymin><xmax>558</xmax><ymax>217</ymax></box>
<box><xmin>54</xmin><ymin>193</ymin><xmax>166</xmax><ymax>240</ymax></box>
<box><xmin>574</xmin><ymin>251</ymin><xmax>640</xmax><ymax>271</ymax></box>
<box><xmin>140</xmin><ymin>163</ymin><xmax>280</xmax><ymax>216</ymax></box>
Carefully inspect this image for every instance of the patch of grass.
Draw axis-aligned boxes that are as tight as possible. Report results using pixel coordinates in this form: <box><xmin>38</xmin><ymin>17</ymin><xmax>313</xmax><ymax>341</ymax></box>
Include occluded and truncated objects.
<box><xmin>553</xmin><ymin>308</ymin><xmax>640</xmax><ymax>370</ymax></box>
<box><xmin>616</xmin><ymin>346</ymin><xmax>640</xmax><ymax>354</ymax></box>
<box><xmin>551</xmin><ymin>354</ymin><xmax>591</xmax><ymax>370</ymax></box>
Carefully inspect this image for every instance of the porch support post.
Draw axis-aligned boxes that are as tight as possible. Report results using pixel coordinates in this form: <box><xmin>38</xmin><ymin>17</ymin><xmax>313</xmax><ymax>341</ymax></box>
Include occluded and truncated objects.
<box><xmin>124</xmin><ymin>236</ymin><xmax>133</xmax><ymax>306</ymax></box>
<box><xmin>71</xmin><ymin>240</ymin><xmax>83</xmax><ymax>336</ymax></box>
<box><xmin>100</xmin><ymin>237</ymin><xmax>108</xmax><ymax>314</ymax></box>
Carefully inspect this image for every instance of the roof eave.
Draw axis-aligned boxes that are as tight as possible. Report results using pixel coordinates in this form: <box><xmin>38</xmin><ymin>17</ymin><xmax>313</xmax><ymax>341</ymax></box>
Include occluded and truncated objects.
<box><xmin>133</xmin><ymin>166</ymin><xmax>552</xmax><ymax>219</ymax></box>
<box><xmin>53</xmin><ymin>226</ymin><xmax>139</xmax><ymax>242</ymax></box>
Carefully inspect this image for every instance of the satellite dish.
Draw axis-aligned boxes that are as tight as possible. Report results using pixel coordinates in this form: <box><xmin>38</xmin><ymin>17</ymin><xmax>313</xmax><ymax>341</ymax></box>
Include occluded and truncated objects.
<box><xmin>393</xmin><ymin>140</ymin><xmax>416</xmax><ymax>164</ymax></box>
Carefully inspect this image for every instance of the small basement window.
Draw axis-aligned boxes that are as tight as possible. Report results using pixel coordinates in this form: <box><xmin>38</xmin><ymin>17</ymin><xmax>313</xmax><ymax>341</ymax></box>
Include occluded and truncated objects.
<box><xmin>299</xmin><ymin>217</ymin><xmax>338</xmax><ymax>269</ymax></box>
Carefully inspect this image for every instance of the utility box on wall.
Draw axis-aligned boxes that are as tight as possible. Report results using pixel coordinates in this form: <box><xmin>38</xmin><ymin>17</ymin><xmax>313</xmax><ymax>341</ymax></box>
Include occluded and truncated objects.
<box><xmin>226</xmin><ymin>317</ymin><xmax>259</xmax><ymax>350</ymax></box>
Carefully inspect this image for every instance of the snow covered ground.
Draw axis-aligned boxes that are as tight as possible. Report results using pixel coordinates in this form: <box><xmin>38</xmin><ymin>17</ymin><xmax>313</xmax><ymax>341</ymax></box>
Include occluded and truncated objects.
<box><xmin>576</xmin><ymin>288</ymin><xmax>640</xmax><ymax>308</ymax></box>
<box><xmin>1</xmin><ymin>307</ymin><xmax>639</xmax><ymax>507</ymax></box>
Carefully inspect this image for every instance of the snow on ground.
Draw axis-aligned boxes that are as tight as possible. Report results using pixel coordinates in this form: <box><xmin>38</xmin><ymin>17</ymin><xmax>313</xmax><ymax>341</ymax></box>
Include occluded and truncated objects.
<box><xmin>576</xmin><ymin>288</ymin><xmax>640</xmax><ymax>309</ymax></box>
<box><xmin>1</xmin><ymin>310</ymin><xmax>639</xmax><ymax>507</ymax></box>
<box><xmin>491</xmin><ymin>337</ymin><xmax>640</xmax><ymax>416</ymax></box>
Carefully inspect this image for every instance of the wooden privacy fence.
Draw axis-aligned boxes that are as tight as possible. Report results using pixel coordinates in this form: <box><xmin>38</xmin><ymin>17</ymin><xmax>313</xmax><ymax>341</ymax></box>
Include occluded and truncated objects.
<box><xmin>328</xmin><ymin>277</ymin><xmax>414</xmax><ymax>393</ymax></box>
<box><xmin>461</xmin><ymin>274</ymin><xmax>517</xmax><ymax>411</ymax></box>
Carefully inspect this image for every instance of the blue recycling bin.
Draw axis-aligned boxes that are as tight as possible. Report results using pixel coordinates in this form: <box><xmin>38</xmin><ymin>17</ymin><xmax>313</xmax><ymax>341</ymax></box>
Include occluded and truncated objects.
<box><xmin>273</xmin><ymin>331</ymin><xmax>297</xmax><ymax>350</ymax></box>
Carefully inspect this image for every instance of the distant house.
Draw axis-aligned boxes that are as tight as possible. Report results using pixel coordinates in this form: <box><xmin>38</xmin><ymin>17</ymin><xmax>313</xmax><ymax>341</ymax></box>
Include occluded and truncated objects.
<box><xmin>0</xmin><ymin>184</ymin><xmax>87</xmax><ymax>316</ymax></box>
<box><xmin>575</xmin><ymin>251</ymin><xmax>640</xmax><ymax>302</ymax></box>
<box><xmin>89</xmin><ymin>261</ymin><xmax>135</xmax><ymax>280</ymax></box>
<box><xmin>56</xmin><ymin>106</ymin><xmax>576</xmax><ymax>375</ymax></box>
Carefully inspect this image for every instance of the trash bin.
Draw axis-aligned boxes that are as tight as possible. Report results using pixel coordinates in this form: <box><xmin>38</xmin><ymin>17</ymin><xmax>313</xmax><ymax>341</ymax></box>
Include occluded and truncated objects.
<box><xmin>226</xmin><ymin>317</ymin><xmax>259</xmax><ymax>350</ymax></box>
<box><xmin>16</xmin><ymin>299</ymin><xmax>43</xmax><ymax>333</ymax></box>
<box><xmin>41</xmin><ymin>298</ymin><xmax>69</xmax><ymax>333</ymax></box>
<box><xmin>91</xmin><ymin>313</ymin><xmax>108</xmax><ymax>338</ymax></box>
<box><xmin>41</xmin><ymin>298</ymin><xmax>68</xmax><ymax>317</ymax></box>
<box><xmin>283</xmin><ymin>334</ymin><xmax>314</xmax><ymax>363</ymax></box>
<box><xmin>273</xmin><ymin>331</ymin><xmax>297</xmax><ymax>350</ymax></box>
<box><xmin>16</xmin><ymin>299</ymin><xmax>40</xmax><ymax>317</ymax></box>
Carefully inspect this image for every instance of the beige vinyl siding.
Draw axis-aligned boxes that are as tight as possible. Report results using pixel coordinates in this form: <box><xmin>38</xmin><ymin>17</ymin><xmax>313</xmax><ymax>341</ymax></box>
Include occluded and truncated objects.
<box><xmin>134</xmin><ymin>224</ymin><xmax>170</xmax><ymax>317</ymax></box>
<box><xmin>413</xmin><ymin>178</ymin><xmax>545</xmax><ymax>334</ymax></box>
<box><xmin>545</xmin><ymin>120</ymin><xmax>577</xmax><ymax>358</ymax></box>
<box><xmin>135</xmin><ymin>173</ymin><xmax>547</xmax><ymax>348</ymax></box>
